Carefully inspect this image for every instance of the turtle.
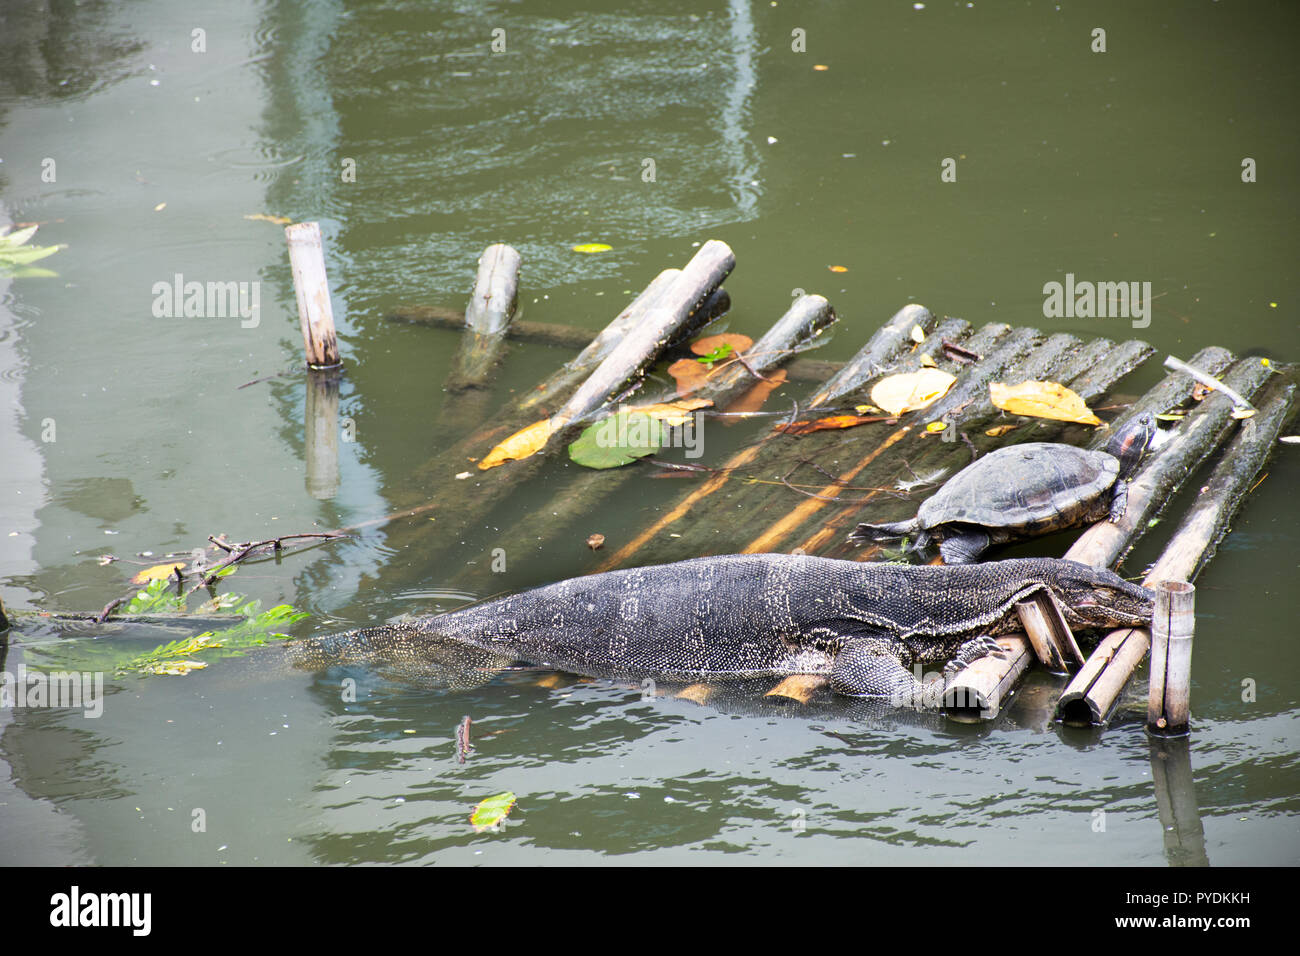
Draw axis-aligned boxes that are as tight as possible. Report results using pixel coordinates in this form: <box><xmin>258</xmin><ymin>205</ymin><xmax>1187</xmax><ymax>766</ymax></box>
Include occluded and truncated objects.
<box><xmin>848</xmin><ymin>412</ymin><xmax>1157</xmax><ymax>564</ymax></box>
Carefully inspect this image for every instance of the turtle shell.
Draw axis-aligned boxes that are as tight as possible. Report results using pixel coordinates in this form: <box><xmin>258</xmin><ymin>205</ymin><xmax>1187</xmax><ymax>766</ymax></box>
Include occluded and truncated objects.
<box><xmin>917</xmin><ymin>443</ymin><xmax>1120</xmax><ymax>535</ymax></box>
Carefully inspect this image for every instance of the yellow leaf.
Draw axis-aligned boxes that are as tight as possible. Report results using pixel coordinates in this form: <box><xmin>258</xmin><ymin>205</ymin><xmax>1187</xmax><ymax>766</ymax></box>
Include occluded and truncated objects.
<box><xmin>153</xmin><ymin>202</ymin><xmax>166</xmax><ymax>212</ymax></box>
<box><xmin>926</xmin><ymin>421</ymin><xmax>947</xmax><ymax>433</ymax></box>
<box><xmin>572</xmin><ymin>242</ymin><xmax>612</xmax><ymax>253</ymax></box>
<box><xmin>869</xmin><ymin>369</ymin><xmax>957</xmax><ymax>416</ymax></box>
<box><xmin>910</xmin><ymin>325</ymin><xmax>926</xmax><ymax>344</ymax></box>
<box><xmin>828</xmin><ymin>265</ymin><xmax>848</xmax><ymax>273</ymax></box>
<box><xmin>854</xmin><ymin>404</ymin><xmax>882</xmax><ymax>414</ymax></box>
<box><xmin>919</xmin><ymin>353</ymin><xmax>938</xmax><ymax>368</ymax></box>
<box><xmin>244</xmin><ymin>213</ymin><xmax>293</xmax><ymax>225</ymax></box>
<box><xmin>989</xmin><ymin>380</ymin><xmax>1102</xmax><ymax>426</ymax></box>
<box><xmin>478</xmin><ymin>419</ymin><xmax>553</xmax><ymax>470</ymax></box>
<box><xmin>625</xmin><ymin>397</ymin><xmax>713</xmax><ymax>426</ymax></box>
<box><xmin>1231</xmin><ymin>408</ymin><xmax>1256</xmax><ymax>420</ymax></box>
<box><xmin>131</xmin><ymin>562</ymin><xmax>185</xmax><ymax>585</ymax></box>
<box><xmin>985</xmin><ymin>424</ymin><xmax>1018</xmax><ymax>437</ymax></box>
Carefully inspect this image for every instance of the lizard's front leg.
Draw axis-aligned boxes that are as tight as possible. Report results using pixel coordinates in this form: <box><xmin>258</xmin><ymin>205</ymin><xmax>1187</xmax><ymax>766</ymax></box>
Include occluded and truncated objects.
<box><xmin>829</xmin><ymin>636</ymin><xmax>937</xmax><ymax>708</ymax></box>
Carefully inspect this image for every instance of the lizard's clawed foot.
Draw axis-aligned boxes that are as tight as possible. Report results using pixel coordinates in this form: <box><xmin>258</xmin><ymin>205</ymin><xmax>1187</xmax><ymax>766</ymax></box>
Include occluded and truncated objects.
<box><xmin>943</xmin><ymin>635</ymin><xmax>1006</xmax><ymax>679</ymax></box>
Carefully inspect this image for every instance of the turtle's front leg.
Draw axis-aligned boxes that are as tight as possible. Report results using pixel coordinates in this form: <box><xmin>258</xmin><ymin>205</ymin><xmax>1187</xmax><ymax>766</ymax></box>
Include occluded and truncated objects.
<box><xmin>1107</xmin><ymin>480</ymin><xmax>1130</xmax><ymax>523</ymax></box>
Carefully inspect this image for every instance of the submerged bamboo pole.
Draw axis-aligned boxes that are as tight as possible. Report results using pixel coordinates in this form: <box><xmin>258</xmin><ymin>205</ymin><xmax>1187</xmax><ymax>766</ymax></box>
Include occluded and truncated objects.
<box><xmin>445</xmin><ymin>243</ymin><xmax>521</xmax><ymax>392</ymax></box>
<box><xmin>1147</xmin><ymin>581</ymin><xmax>1196</xmax><ymax>736</ymax></box>
<box><xmin>304</xmin><ymin>367</ymin><xmax>342</xmax><ymax>500</ymax></box>
<box><xmin>1147</xmin><ymin>735</ymin><xmax>1210</xmax><ymax>867</ymax></box>
<box><xmin>285</xmin><ymin>221</ymin><xmax>341</xmax><ymax>369</ymax></box>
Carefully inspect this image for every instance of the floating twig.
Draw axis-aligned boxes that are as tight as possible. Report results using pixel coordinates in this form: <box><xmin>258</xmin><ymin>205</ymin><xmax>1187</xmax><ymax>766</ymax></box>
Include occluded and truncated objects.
<box><xmin>1163</xmin><ymin>355</ymin><xmax>1256</xmax><ymax>410</ymax></box>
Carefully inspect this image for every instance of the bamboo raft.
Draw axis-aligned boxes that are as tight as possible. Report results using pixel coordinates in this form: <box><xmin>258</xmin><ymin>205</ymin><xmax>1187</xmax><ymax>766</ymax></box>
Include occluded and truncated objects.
<box><xmin>380</xmin><ymin>237</ymin><xmax>1295</xmax><ymax>730</ymax></box>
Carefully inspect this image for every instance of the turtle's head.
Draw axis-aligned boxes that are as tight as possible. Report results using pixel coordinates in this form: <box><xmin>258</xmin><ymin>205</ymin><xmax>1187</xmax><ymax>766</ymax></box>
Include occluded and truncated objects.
<box><xmin>1048</xmin><ymin>560</ymin><xmax>1154</xmax><ymax>629</ymax></box>
<box><xmin>1104</xmin><ymin>412</ymin><xmax>1156</xmax><ymax>479</ymax></box>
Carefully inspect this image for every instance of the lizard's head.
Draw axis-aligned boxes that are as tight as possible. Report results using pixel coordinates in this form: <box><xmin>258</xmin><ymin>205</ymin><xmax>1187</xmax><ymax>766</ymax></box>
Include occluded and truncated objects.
<box><xmin>1048</xmin><ymin>561</ymin><xmax>1153</xmax><ymax>629</ymax></box>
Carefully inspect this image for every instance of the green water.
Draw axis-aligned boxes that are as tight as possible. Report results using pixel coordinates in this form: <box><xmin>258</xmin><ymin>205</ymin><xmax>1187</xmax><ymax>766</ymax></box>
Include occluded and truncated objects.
<box><xmin>0</xmin><ymin>0</ymin><xmax>1297</xmax><ymax>865</ymax></box>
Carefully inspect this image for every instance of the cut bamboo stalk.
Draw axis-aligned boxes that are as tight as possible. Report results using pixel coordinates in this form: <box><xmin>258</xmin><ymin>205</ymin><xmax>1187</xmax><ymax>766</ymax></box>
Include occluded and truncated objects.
<box><xmin>1056</xmin><ymin>626</ymin><xmax>1150</xmax><ymax>724</ymax></box>
<box><xmin>764</xmin><ymin>674</ymin><xmax>828</xmax><ymax>704</ymax></box>
<box><xmin>1145</xmin><ymin>377</ymin><xmax>1296</xmax><ymax>583</ymax></box>
<box><xmin>807</xmin><ymin>303</ymin><xmax>936</xmax><ymax>408</ymax></box>
<box><xmin>1147</xmin><ymin>581</ymin><xmax>1196</xmax><ymax>736</ymax></box>
<box><xmin>285</xmin><ymin>221</ymin><xmax>341</xmax><ymax>369</ymax></box>
<box><xmin>550</xmin><ymin>239</ymin><xmax>736</xmax><ymax>432</ymax></box>
<box><xmin>304</xmin><ymin>367</ymin><xmax>341</xmax><ymax>500</ymax></box>
<box><xmin>1015</xmin><ymin>590</ymin><xmax>1082</xmax><ymax>672</ymax></box>
<box><xmin>445</xmin><ymin>243</ymin><xmax>521</xmax><ymax>392</ymax></box>
<box><xmin>1066</xmin><ymin>355</ymin><xmax>1275</xmax><ymax>569</ymax></box>
<box><xmin>943</xmin><ymin>635</ymin><xmax>1033</xmax><ymax>719</ymax></box>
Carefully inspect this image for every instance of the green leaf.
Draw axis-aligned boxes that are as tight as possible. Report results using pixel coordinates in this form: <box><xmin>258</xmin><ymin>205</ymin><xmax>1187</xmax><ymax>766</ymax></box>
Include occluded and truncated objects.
<box><xmin>124</xmin><ymin>578</ymin><xmax>186</xmax><ymax>615</ymax></box>
<box><xmin>695</xmin><ymin>342</ymin><xmax>734</xmax><ymax>366</ymax></box>
<box><xmin>568</xmin><ymin>411</ymin><xmax>662</xmax><ymax>469</ymax></box>
<box><xmin>0</xmin><ymin>225</ymin><xmax>38</xmax><ymax>248</ymax></box>
<box><xmin>0</xmin><ymin>243</ymin><xmax>66</xmax><ymax>265</ymax></box>
<box><xmin>470</xmin><ymin>791</ymin><xmax>517</xmax><ymax>831</ymax></box>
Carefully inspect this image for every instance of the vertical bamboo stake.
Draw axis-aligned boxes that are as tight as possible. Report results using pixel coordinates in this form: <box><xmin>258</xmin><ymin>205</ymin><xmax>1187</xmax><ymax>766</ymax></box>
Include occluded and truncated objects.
<box><xmin>1147</xmin><ymin>581</ymin><xmax>1195</xmax><ymax>735</ymax></box>
<box><xmin>285</xmin><ymin>221</ymin><xmax>341</xmax><ymax>368</ymax></box>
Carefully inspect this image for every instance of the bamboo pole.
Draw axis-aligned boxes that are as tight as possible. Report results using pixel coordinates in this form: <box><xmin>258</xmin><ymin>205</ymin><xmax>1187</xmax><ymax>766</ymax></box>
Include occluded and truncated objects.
<box><xmin>943</xmin><ymin>635</ymin><xmax>1034</xmax><ymax>719</ymax></box>
<box><xmin>806</xmin><ymin>303</ymin><xmax>936</xmax><ymax>408</ymax></box>
<box><xmin>285</xmin><ymin>221</ymin><xmax>341</xmax><ymax>368</ymax></box>
<box><xmin>445</xmin><ymin>243</ymin><xmax>521</xmax><ymax>392</ymax></box>
<box><xmin>1015</xmin><ymin>590</ymin><xmax>1082</xmax><ymax>672</ymax></box>
<box><xmin>550</xmin><ymin>240</ymin><xmax>736</xmax><ymax>432</ymax></box>
<box><xmin>471</xmin><ymin>295</ymin><xmax>839</xmax><ymax>575</ymax></box>
<box><xmin>1055</xmin><ymin>360</ymin><xmax>1287</xmax><ymax>725</ymax></box>
<box><xmin>1145</xmin><ymin>377</ymin><xmax>1296</xmax><ymax>582</ymax></box>
<box><xmin>1147</xmin><ymin>581</ymin><xmax>1196</xmax><ymax>736</ymax></box>
<box><xmin>1066</xmin><ymin>355</ymin><xmax>1275</xmax><ymax>568</ymax></box>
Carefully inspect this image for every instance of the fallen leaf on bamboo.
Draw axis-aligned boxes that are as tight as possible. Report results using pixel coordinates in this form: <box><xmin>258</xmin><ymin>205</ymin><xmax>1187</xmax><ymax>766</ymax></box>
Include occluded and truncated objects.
<box><xmin>478</xmin><ymin>419</ymin><xmax>553</xmax><ymax>470</ymax></box>
<box><xmin>774</xmin><ymin>414</ymin><xmax>891</xmax><ymax>436</ymax></box>
<box><xmin>925</xmin><ymin>421</ymin><xmax>947</xmax><ymax>433</ymax></box>
<box><xmin>910</xmin><ymin>325</ymin><xmax>926</xmax><ymax>344</ymax></box>
<box><xmin>690</xmin><ymin>333</ymin><xmax>752</xmax><ymax>359</ymax></box>
<box><xmin>572</xmin><ymin>242</ymin><xmax>612</xmax><ymax>253</ymax></box>
<box><xmin>919</xmin><ymin>353</ymin><xmax>938</xmax><ymax>368</ymax></box>
<box><xmin>1279</xmin><ymin>436</ymin><xmax>1300</xmax><ymax>445</ymax></box>
<box><xmin>854</xmin><ymin>404</ymin><xmax>883</xmax><ymax>414</ymax></box>
<box><xmin>586</xmin><ymin>533</ymin><xmax>605</xmax><ymax>551</ymax></box>
<box><xmin>568</xmin><ymin>412</ymin><xmax>663</xmax><ymax>469</ymax></box>
<box><xmin>985</xmin><ymin>424</ymin><xmax>1018</xmax><ymax>437</ymax></box>
<box><xmin>989</xmin><ymin>380</ymin><xmax>1102</xmax><ymax>425</ymax></box>
<box><xmin>724</xmin><ymin>369</ymin><xmax>788</xmax><ymax>420</ymax></box>
<box><xmin>131</xmin><ymin>563</ymin><xmax>185</xmax><ymax>585</ymax></box>
<box><xmin>1231</xmin><ymin>408</ymin><xmax>1256</xmax><ymax>419</ymax></box>
<box><xmin>869</xmin><ymin>369</ymin><xmax>957</xmax><ymax>416</ymax></box>
<box><xmin>470</xmin><ymin>791</ymin><xmax>517</xmax><ymax>832</ymax></box>
<box><xmin>624</xmin><ymin>397</ymin><xmax>712</xmax><ymax>426</ymax></box>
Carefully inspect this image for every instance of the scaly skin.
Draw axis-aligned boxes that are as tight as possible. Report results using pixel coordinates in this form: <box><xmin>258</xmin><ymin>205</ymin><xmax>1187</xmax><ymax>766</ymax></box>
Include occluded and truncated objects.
<box><xmin>289</xmin><ymin>555</ymin><xmax>1152</xmax><ymax>708</ymax></box>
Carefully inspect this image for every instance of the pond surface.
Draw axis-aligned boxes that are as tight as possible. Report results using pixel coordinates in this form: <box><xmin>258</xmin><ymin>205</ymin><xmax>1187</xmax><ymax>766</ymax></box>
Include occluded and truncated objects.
<box><xmin>1</xmin><ymin>0</ymin><xmax>1297</xmax><ymax>865</ymax></box>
